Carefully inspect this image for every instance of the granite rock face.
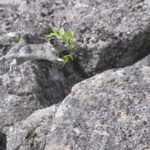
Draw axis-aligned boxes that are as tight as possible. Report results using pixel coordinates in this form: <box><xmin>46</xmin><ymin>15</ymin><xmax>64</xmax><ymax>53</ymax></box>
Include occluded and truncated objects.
<box><xmin>1</xmin><ymin>0</ymin><xmax>150</xmax><ymax>75</ymax></box>
<box><xmin>0</xmin><ymin>2</ymin><xmax>84</xmax><ymax>131</ymax></box>
<box><xmin>7</xmin><ymin>55</ymin><xmax>150</xmax><ymax>150</ymax></box>
<box><xmin>0</xmin><ymin>62</ymin><xmax>45</xmax><ymax>131</ymax></box>
<box><xmin>0</xmin><ymin>56</ymin><xmax>84</xmax><ymax>131</ymax></box>
<box><xmin>0</xmin><ymin>0</ymin><xmax>150</xmax><ymax>149</ymax></box>
<box><xmin>7</xmin><ymin>105</ymin><xmax>59</xmax><ymax>150</ymax></box>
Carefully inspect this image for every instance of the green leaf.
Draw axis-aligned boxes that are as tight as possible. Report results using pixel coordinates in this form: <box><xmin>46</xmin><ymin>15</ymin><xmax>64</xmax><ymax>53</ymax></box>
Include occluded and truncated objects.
<box><xmin>70</xmin><ymin>43</ymin><xmax>75</xmax><ymax>50</ymax></box>
<box><xmin>35</xmin><ymin>133</ymin><xmax>40</xmax><ymax>138</ymax></box>
<box><xmin>69</xmin><ymin>30</ymin><xmax>75</xmax><ymax>41</ymax></box>
<box><xmin>62</xmin><ymin>32</ymin><xmax>69</xmax><ymax>42</ymax></box>
<box><xmin>52</xmin><ymin>28</ymin><xmax>57</xmax><ymax>34</ymax></box>
<box><xmin>59</xmin><ymin>27</ymin><xmax>65</xmax><ymax>37</ymax></box>
<box><xmin>14</xmin><ymin>37</ymin><xmax>19</xmax><ymax>43</ymax></box>
<box><xmin>43</xmin><ymin>34</ymin><xmax>51</xmax><ymax>38</ymax></box>
<box><xmin>63</xmin><ymin>55</ymin><xmax>69</xmax><ymax>64</ymax></box>
<box><xmin>52</xmin><ymin>28</ymin><xmax>61</xmax><ymax>39</ymax></box>
<box><xmin>45</xmin><ymin>39</ymin><xmax>50</xmax><ymax>42</ymax></box>
<box><xmin>43</xmin><ymin>33</ymin><xmax>56</xmax><ymax>38</ymax></box>
<box><xmin>69</xmin><ymin>54</ymin><xmax>73</xmax><ymax>61</ymax></box>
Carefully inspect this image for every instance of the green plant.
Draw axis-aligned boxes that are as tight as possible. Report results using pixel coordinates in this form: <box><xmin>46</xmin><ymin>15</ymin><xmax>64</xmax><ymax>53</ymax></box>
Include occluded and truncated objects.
<box><xmin>44</xmin><ymin>27</ymin><xmax>76</xmax><ymax>65</ymax></box>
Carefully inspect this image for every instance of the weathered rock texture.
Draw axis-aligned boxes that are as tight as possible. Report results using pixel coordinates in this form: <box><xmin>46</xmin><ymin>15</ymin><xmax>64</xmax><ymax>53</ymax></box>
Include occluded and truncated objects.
<box><xmin>0</xmin><ymin>2</ymin><xmax>84</xmax><ymax>131</ymax></box>
<box><xmin>1</xmin><ymin>0</ymin><xmax>150</xmax><ymax>75</ymax></box>
<box><xmin>0</xmin><ymin>132</ymin><xmax>6</xmax><ymax>150</ymax></box>
<box><xmin>0</xmin><ymin>0</ymin><xmax>150</xmax><ymax>149</ymax></box>
<box><xmin>0</xmin><ymin>62</ymin><xmax>43</xmax><ymax>130</ymax></box>
<box><xmin>0</xmin><ymin>58</ymin><xmax>84</xmax><ymax>131</ymax></box>
<box><xmin>6</xmin><ymin>54</ymin><xmax>150</xmax><ymax>150</ymax></box>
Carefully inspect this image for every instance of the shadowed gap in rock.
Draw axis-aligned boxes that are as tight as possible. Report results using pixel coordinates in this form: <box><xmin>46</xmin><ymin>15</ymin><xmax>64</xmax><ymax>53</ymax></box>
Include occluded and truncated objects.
<box><xmin>0</xmin><ymin>132</ymin><xmax>6</xmax><ymax>150</ymax></box>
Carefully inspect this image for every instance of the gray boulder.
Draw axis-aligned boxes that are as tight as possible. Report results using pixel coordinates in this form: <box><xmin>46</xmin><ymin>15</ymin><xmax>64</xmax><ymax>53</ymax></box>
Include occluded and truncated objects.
<box><xmin>0</xmin><ymin>0</ymin><xmax>150</xmax><ymax>148</ymax></box>
<box><xmin>0</xmin><ymin>62</ymin><xmax>43</xmax><ymax>131</ymax></box>
<box><xmin>0</xmin><ymin>132</ymin><xmax>6</xmax><ymax>150</ymax></box>
<box><xmin>6</xmin><ymin>54</ymin><xmax>150</xmax><ymax>150</ymax></box>
<box><xmin>6</xmin><ymin>105</ymin><xmax>59</xmax><ymax>150</ymax></box>
<box><xmin>0</xmin><ymin>32</ymin><xmax>85</xmax><ymax>131</ymax></box>
<box><xmin>0</xmin><ymin>2</ymin><xmax>84</xmax><ymax>132</ymax></box>
<box><xmin>0</xmin><ymin>57</ymin><xmax>84</xmax><ymax>131</ymax></box>
<box><xmin>1</xmin><ymin>0</ymin><xmax>150</xmax><ymax>75</ymax></box>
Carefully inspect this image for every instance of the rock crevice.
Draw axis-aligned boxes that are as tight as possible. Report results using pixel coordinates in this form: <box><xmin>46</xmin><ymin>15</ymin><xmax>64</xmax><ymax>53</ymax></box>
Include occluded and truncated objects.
<box><xmin>0</xmin><ymin>0</ymin><xmax>150</xmax><ymax>149</ymax></box>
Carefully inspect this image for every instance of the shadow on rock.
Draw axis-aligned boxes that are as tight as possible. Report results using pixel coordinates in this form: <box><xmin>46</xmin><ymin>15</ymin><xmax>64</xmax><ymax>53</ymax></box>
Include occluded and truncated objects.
<box><xmin>0</xmin><ymin>132</ymin><xmax>6</xmax><ymax>150</ymax></box>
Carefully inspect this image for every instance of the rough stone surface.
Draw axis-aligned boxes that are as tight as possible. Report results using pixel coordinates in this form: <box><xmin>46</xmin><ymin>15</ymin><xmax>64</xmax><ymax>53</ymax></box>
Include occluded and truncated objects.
<box><xmin>6</xmin><ymin>105</ymin><xmax>59</xmax><ymax>150</ymax></box>
<box><xmin>0</xmin><ymin>2</ymin><xmax>84</xmax><ymax>132</ymax></box>
<box><xmin>0</xmin><ymin>62</ymin><xmax>43</xmax><ymax>130</ymax></box>
<box><xmin>1</xmin><ymin>0</ymin><xmax>150</xmax><ymax>75</ymax></box>
<box><xmin>6</xmin><ymin>55</ymin><xmax>150</xmax><ymax>150</ymax></box>
<box><xmin>0</xmin><ymin>0</ymin><xmax>150</xmax><ymax>149</ymax></box>
<box><xmin>0</xmin><ymin>32</ymin><xmax>84</xmax><ymax>130</ymax></box>
<box><xmin>0</xmin><ymin>0</ymin><xmax>24</xmax><ymax>4</ymax></box>
<box><xmin>0</xmin><ymin>132</ymin><xmax>6</xmax><ymax>150</ymax></box>
<box><xmin>0</xmin><ymin>58</ymin><xmax>84</xmax><ymax>131</ymax></box>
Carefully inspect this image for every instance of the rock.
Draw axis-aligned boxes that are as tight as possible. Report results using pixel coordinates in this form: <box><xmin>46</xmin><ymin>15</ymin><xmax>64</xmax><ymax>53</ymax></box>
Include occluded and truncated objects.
<box><xmin>1</xmin><ymin>0</ymin><xmax>150</xmax><ymax>75</ymax></box>
<box><xmin>0</xmin><ymin>0</ymin><xmax>150</xmax><ymax>148</ymax></box>
<box><xmin>0</xmin><ymin>132</ymin><xmax>6</xmax><ymax>150</ymax></box>
<box><xmin>0</xmin><ymin>62</ymin><xmax>43</xmax><ymax>130</ymax></box>
<box><xmin>0</xmin><ymin>39</ymin><xmax>84</xmax><ymax>132</ymax></box>
<box><xmin>6</xmin><ymin>54</ymin><xmax>150</xmax><ymax>150</ymax></box>
<box><xmin>0</xmin><ymin>3</ymin><xmax>84</xmax><ymax>131</ymax></box>
<box><xmin>0</xmin><ymin>0</ymin><xmax>25</xmax><ymax>4</ymax></box>
<box><xmin>0</xmin><ymin>57</ymin><xmax>84</xmax><ymax>131</ymax></box>
<box><xmin>7</xmin><ymin>105</ymin><xmax>59</xmax><ymax>150</ymax></box>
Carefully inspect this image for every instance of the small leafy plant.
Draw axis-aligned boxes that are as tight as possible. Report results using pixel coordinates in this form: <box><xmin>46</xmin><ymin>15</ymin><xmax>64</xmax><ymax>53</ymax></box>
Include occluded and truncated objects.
<box><xmin>44</xmin><ymin>27</ymin><xmax>76</xmax><ymax>65</ymax></box>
